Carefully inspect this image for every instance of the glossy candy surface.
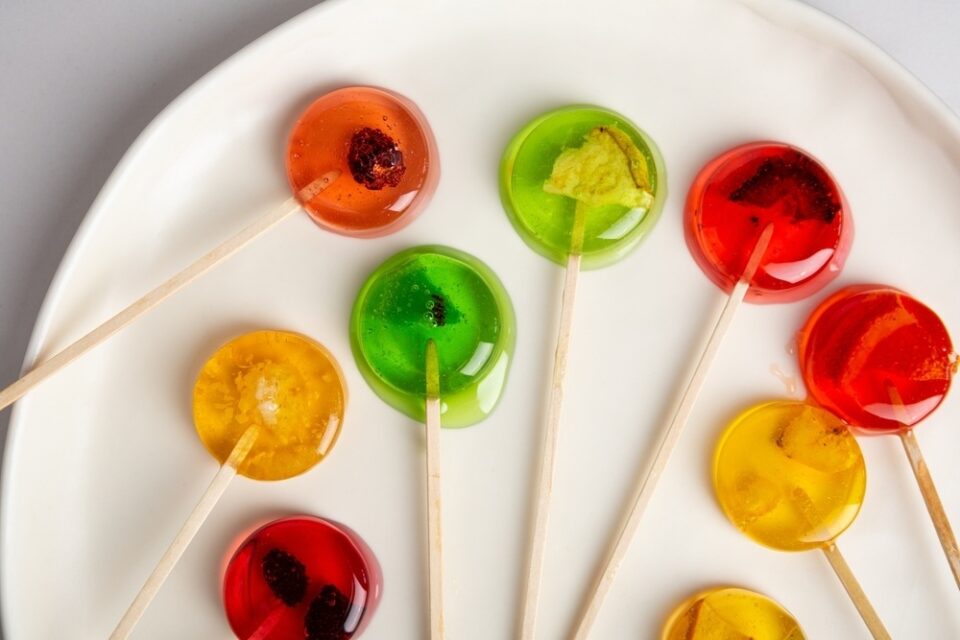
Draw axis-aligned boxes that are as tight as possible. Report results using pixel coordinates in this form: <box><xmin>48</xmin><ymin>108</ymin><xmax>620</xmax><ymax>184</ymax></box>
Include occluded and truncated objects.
<box><xmin>287</xmin><ymin>86</ymin><xmax>439</xmax><ymax>238</ymax></box>
<box><xmin>500</xmin><ymin>106</ymin><xmax>665</xmax><ymax>269</ymax></box>
<box><xmin>685</xmin><ymin>142</ymin><xmax>851</xmax><ymax>303</ymax></box>
<box><xmin>713</xmin><ymin>401</ymin><xmax>865</xmax><ymax>551</ymax></box>
<box><xmin>351</xmin><ymin>246</ymin><xmax>515</xmax><ymax>427</ymax></box>
<box><xmin>223</xmin><ymin>516</ymin><xmax>381</xmax><ymax>640</ymax></box>
<box><xmin>799</xmin><ymin>285</ymin><xmax>955</xmax><ymax>433</ymax></box>
<box><xmin>662</xmin><ymin>588</ymin><xmax>805</xmax><ymax>640</ymax></box>
<box><xmin>194</xmin><ymin>330</ymin><xmax>346</xmax><ymax>481</ymax></box>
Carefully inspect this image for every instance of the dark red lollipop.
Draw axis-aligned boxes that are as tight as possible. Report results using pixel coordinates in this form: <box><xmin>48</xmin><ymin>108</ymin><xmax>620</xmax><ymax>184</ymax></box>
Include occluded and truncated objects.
<box><xmin>686</xmin><ymin>142</ymin><xmax>852</xmax><ymax>303</ymax></box>
<box><xmin>223</xmin><ymin>516</ymin><xmax>382</xmax><ymax>640</ymax></box>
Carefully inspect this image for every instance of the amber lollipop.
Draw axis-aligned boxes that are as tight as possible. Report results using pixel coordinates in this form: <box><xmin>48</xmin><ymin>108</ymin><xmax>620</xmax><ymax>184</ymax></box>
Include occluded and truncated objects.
<box><xmin>713</xmin><ymin>400</ymin><xmax>891</xmax><ymax>639</ymax></box>
<box><xmin>0</xmin><ymin>86</ymin><xmax>438</xmax><ymax>413</ymax></box>
<box><xmin>110</xmin><ymin>331</ymin><xmax>346</xmax><ymax>639</ymax></box>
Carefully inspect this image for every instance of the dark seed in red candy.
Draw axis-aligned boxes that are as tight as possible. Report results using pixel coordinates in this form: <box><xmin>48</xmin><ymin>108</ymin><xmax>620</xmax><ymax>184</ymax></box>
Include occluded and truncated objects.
<box><xmin>260</xmin><ymin>548</ymin><xmax>307</xmax><ymax>607</ymax></box>
<box><xmin>347</xmin><ymin>127</ymin><xmax>406</xmax><ymax>190</ymax></box>
<box><xmin>305</xmin><ymin>585</ymin><xmax>352</xmax><ymax>640</ymax></box>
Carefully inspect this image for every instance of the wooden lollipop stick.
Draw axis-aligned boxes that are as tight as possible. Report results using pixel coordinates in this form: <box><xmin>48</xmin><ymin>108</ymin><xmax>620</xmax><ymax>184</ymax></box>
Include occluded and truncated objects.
<box><xmin>110</xmin><ymin>427</ymin><xmax>259</xmax><ymax>640</ymax></box>
<box><xmin>570</xmin><ymin>224</ymin><xmax>774</xmax><ymax>640</ymax></box>
<box><xmin>519</xmin><ymin>204</ymin><xmax>585</xmax><ymax>640</ymax></box>
<box><xmin>886</xmin><ymin>383</ymin><xmax>960</xmax><ymax>588</ymax></box>
<box><xmin>0</xmin><ymin>171</ymin><xmax>340</xmax><ymax>413</ymax></box>
<box><xmin>898</xmin><ymin>429</ymin><xmax>960</xmax><ymax>588</ymax></box>
<box><xmin>821</xmin><ymin>542</ymin><xmax>892</xmax><ymax>640</ymax></box>
<box><xmin>424</xmin><ymin>341</ymin><xmax>445</xmax><ymax>640</ymax></box>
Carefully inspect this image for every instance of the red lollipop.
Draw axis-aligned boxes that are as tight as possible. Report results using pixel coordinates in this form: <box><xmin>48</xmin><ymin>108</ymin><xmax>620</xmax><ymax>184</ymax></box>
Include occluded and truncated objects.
<box><xmin>799</xmin><ymin>285</ymin><xmax>959</xmax><ymax>588</ymax></box>
<box><xmin>686</xmin><ymin>142</ymin><xmax>851</xmax><ymax>302</ymax></box>
<box><xmin>224</xmin><ymin>516</ymin><xmax>382</xmax><ymax>640</ymax></box>
<box><xmin>570</xmin><ymin>142</ymin><xmax>854</xmax><ymax>638</ymax></box>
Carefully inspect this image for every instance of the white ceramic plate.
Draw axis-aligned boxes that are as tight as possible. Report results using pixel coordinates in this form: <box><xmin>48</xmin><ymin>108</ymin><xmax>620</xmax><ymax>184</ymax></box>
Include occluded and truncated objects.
<box><xmin>3</xmin><ymin>0</ymin><xmax>960</xmax><ymax>638</ymax></box>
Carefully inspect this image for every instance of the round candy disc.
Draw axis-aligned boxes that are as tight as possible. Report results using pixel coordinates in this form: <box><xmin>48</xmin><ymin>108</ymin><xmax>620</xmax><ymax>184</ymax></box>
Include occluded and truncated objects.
<box><xmin>662</xmin><ymin>588</ymin><xmax>805</xmax><ymax>640</ymax></box>
<box><xmin>798</xmin><ymin>285</ymin><xmax>955</xmax><ymax>433</ymax></box>
<box><xmin>223</xmin><ymin>516</ymin><xmax>381</xmax><ymax>640</ymax></box>
<box><xmin>499</xmin><ymin>105</ymin><xmax>666</xmax><ymax>269</ymax></box>
<box><xmin>287</xmin><ymin>86</ymin><xmax>439</xmax><ymax>238</ymax></box>
<box><xmin>351</xmin><ymin>246</ymin><xmax>515</xmax><ymax>427</ymax></box>
<box><xmin>685</xmin><ymin>142</ymin><xmax>852</xmax><ymax>303</ymax></box>
<box><xmin>193</xmin><ymin>330</ymin><xmax>346</xmax><ymax>481</ymax></box>
<box><xmin>713</xmin><ymin>401</ymin><xmax>865</xmax><ymax>551</ymax></box>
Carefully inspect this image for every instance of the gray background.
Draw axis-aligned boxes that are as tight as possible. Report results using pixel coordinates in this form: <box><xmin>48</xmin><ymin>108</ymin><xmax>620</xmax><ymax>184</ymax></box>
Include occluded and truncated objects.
<box><xmin>0</xmin><ymin>0</ymin><xmax>957</xmax><ymax>530</ymax></box>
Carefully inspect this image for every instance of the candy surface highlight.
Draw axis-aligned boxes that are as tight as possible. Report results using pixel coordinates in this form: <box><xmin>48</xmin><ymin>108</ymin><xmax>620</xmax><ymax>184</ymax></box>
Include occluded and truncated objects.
<box><xmin>194</xmin><ymin>330</ymin><xmax>346</xmax><ymax>481</ymax></box>
<box><xmin>351</xmin><ymin>246</ymin><xmax>515</xmax><ymax>427</ymax></box>
<box><xmin>685</xmin><ymin>142</ymin><xmax>851</xmax><ymax>303</ymax></box>
<box><xmin>223</xmin><ymin>516</ymin><xmax>381</xmax><ymax>640</ymax></box>
<box><xmin>662</xmin><ymin>588</ymin><xmax>805</xmax><ymax>640</ymax></box>
<box><xmin>500</xmin><ymin>106</ymin><xmax>665</xmax><ymax>269</ymax></box>
<box><xmin>799</xmin><ymin>285</ymin><xmax>955</xmax><ymax>433</ymax></box>
<box><xmin>287</xmin><ymin>86</ymin><xmax>439</xmax><ymax>238</ymax></box>
<box><xmin>713</xmin><ymin>401</ymin><xmax>865</xmax><ymax>551</ymax></box>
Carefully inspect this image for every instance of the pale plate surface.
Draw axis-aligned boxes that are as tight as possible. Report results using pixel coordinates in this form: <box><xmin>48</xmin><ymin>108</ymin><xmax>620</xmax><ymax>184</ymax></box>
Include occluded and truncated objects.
<box><xmin>3</xmin><ymin>0</ymin><xmax>960</xmax><ymax>638</ymax></box>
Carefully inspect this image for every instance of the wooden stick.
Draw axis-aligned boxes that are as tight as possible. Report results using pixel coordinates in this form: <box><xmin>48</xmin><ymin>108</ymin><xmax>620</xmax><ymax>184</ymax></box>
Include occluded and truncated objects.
<box><xmin>569</xmin><ymin>224</ymin><xmax>774</xmax><ymax>640</ymax></box>
<box><xmin>518</xmin><ymin>204</ymin><xmax>586</xmax><ymax>640</ymax></box>
<box><xmin>899</xmin><ymin>429</ymin><xmax>960</xmax><ymax>588</ymax></box>
<box><xmin>0</xmin><ymin>172</ymin><xmax>340</xmax><ymax>413</ymax></box>
<box><xmin>821</xmin><ymin>542</ymin><xmax>892</xmax><ymax>640</ymax></box>
<box><xmin>885</xmin><ymin>383</ymin><xmax>960</xmax><ymax>589</ymax></box>
<box><xmin>110</xmin><ymin>427</ymin><xmax>259</xmax><ymax>640</ymax></box>
<box><xmin>424</xmin><ymin>340</ymin><xmax>444</xmax><ymax>640</ymax></box>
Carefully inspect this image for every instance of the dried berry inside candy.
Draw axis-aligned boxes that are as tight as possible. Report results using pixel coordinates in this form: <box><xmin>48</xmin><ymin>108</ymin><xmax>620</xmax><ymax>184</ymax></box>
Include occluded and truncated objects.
<box><xmin>729</xmin><ymin>152</ymin><xmax>841</xmax><ymax>224</ymax></box>
<box><xmin>348</xmin><ymin>127</ymin><xmax>406</xmax><ymax>190</ymax></box>
<box><xmin>305</xmin><ymin>585</ymin><xmax>352</xmax><ymax>640</ymax></box>
<box><xmin>261</xmin><ymin>548</ymin><xmax>308</xmax><ymax>607</ymax></box>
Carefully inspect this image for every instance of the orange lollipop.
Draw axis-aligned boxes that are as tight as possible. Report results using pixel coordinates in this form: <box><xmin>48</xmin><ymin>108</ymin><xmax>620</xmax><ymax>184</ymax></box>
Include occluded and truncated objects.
<box><xmin>0</xmin><ymin>86</ymin><xmax>438</xmax><ymax>414</ymax></box>
<box><xmin>288</xmin><ymin>86</ymin><xmax>438</xmax><ymax>237</ymax></box>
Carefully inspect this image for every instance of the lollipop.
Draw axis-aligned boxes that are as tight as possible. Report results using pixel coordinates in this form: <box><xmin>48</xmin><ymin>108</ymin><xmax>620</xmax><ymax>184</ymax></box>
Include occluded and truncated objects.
<box><xmin>500</xmin><ymin>106</ymin><xmax>666</xmax><ymax>638</ymax></box>
<box><xmin>798</xmin><ymin>285</ymin><xmax>959</xmax><ymax>588</ymax></box>
<box><xmin>223</xmin><ymin>515</ymin><xmax>381</xmax><ymax>639</ymax></box>
<box><xmin>570</xmin><ymin>142</ymin><xmax>851</xmax><ymax>638</ymax></box>
<box><xmin>0</xmin><ymin>85</ymin><xmax>438</xmax><ymax>413</ymax></box>
<box><xmin>713</xmin><ymin>400</ymin><xmax>890</xmax><ymax>639</ymax></box>
<box><xmin>351</xmin><ymin>246</ymin><xmax>515</xmax><ymax>638</ymax></box>
<box><xmin>662</xmin><ymin>588</ymin><xmax>805</xmax><ymax>640</ymax></box>
<box><xmin>110</xmin><ymin>330</ymin><xmax>346</xmax><ymax>639</ymax></box>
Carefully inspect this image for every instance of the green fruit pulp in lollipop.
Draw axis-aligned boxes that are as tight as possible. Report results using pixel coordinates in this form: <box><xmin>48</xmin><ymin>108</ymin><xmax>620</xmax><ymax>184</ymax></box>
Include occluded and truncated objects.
<box><xmin>351</xmin><ymin>246</ymin><xmax>515</xmax><ymax>427</ymax></box>
<box><xmin>500</xmin><ymin>106</ymin><xmax>666</xmax><ymax>268</ymax></box>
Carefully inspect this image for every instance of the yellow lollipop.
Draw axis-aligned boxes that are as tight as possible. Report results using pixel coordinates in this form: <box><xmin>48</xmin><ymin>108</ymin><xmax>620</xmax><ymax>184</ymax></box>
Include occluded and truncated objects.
<box><xmin>662</xmin><ymin>587</ymin><xmax>804</xmax><ymax>640</ymax></box>
<box><xmin>110</xmin><ymin>330</ymin><xmax>345</xmax><ymax>639</ymax></box>
<box><xmin>713</xmin><ymin>400</ymin><xmax>890</xmax><ymax>640</ymax></box>
<box><xmin>194</xmin><ymin>330</ymin><xmax>345</xmax><ymax>480</ymax></box>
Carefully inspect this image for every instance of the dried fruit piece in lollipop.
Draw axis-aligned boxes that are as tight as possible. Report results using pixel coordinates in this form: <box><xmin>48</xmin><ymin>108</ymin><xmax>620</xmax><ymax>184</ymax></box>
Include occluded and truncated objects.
<box><xmin>348</xmin><ymin>127</ymin><xmax>406</xmax><ymax>190</ymax></box>
<box><xmin>543</xmin><ymin>126</ymin><xmax>653</xmax><ymax>209</ymax></box>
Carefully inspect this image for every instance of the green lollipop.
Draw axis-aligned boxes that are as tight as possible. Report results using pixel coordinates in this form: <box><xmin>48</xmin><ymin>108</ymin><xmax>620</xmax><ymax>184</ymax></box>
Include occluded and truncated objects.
<box><xmin>502</xmin><ymin>106</ymin><xmax>666</xmax><ymax>639</ymax></box>
<box><xmin>351</xmin><ymin>246</ymin><xmax>514</xmax><ymax>634</ymax></box>
<box><xmin>351</xmin><ymin>245</ymin><xmax>515</xmax><ymax>427</ymax></box>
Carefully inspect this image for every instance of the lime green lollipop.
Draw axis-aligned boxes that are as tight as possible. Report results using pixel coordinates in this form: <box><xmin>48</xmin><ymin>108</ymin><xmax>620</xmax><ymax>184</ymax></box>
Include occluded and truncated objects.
<box><xmin>500</xmin><ymin>105</ymin><xmax>666</xmax><ymax>268</ymax></box>
<box><xmin>350</xmin><ymin>245</ymin><xmax>515</xmax><ymax>427</ymax></box>
<box><xmin>503</xmin><ymin>106</ymin><xmax>666</xmax><ymax>639</ymax></box>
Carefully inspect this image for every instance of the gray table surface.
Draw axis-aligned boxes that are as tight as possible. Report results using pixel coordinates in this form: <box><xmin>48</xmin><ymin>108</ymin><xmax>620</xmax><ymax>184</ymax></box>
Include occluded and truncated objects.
<box><xmin>0</xmin><ymin>0</ymin><xmax>957</xmax><ymax>617</ymax></box>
